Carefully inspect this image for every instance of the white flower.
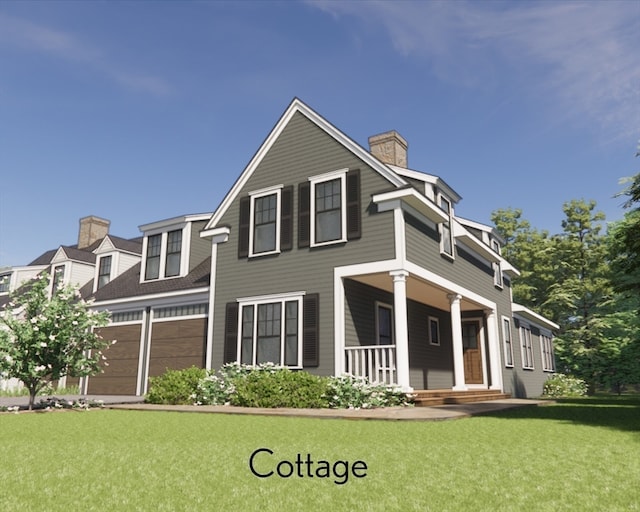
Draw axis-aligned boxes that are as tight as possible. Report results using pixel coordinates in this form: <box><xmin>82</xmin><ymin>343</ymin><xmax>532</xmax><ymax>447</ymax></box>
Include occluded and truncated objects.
<box><xmin>72</xmin><ymin>320</ymin><xmax>78</xmax><ymax>326</ymax></box>
<box><xmin>30</xmin><ymin>318</ymin><xmax>38</xmax><ymax>324</ymax></box>
<box><xmin>34</xmin><ymin>365</ymin><xmax>46</xmax><ymax>372</ymax></box>
<box><xmin>4</xmin><ymin>355</ymin><xmax>12</xmax><ymax>363</ymax></box>
<box><xmin>49</xmin><ymin>335</ymin><xmax>56</xmax><ymax>340</ymax></box>
<box><xmin>40</xmin><ymin>342</ymin><xmax>47</xmax><ymax>348</ymax></box>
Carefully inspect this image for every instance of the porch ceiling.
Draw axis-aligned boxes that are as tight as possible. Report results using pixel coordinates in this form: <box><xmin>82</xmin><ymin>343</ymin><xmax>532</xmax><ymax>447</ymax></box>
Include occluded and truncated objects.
<box><xmin>351</xmin><ymin>273</ymin><xmax>483</xmax><ymax>312</ymax></box>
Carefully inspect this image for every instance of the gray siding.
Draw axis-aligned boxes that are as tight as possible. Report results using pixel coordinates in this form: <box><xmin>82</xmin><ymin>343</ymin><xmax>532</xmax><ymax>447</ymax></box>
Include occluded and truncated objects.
<box><xmin>503</xmin><ymin>316</ymin><xmax>553</xmax><ymax>398</ymax></box>
<box><xmin>344</xmin><ymin>279</ymin><xmax>454</xmax><ymax>390</ymax></box>
<box><xmin>211</xmin><ymin>112</ymin><xmax>397</xmax><ymax>376</ymax></box>
<box><xmin>189</xmin><ymin>221</ymin><xmax>211</xmax><ymax>272</ymax></box>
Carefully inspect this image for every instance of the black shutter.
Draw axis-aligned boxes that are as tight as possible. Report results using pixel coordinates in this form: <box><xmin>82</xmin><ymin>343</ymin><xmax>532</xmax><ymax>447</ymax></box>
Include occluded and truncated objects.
<box><xmin>303</xmin><ymin>293</ymin><xmax>319</xmax><ymax>367</ymax></box>
<box><xmin>280</xmin><ymin>185</ymin><xmax>293</xmax><ymax>251</ymax></box>
<box><xmin>224</xmin><ymin>302</ymin><xmax>239</xmax><ymax>364</ymax></box>
<box><xmin>346</xmin><ymin>169</ymin><xmax>361</xmax><ymax>240</ymax></box>
<box><xmin>298</xmin><ymin>182</ymin><xmax>311</xmax><ymax>248</ymax></box>
<box><xmin>238</xmin><ymin>196</ymin><xmax>250</xmax><ymax>258</ymax></box>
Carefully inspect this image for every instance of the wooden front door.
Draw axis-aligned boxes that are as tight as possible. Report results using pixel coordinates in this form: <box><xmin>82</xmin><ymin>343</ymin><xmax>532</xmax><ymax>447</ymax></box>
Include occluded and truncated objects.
<box><xmin>462</xmin><ymin>321</ymin><xmax>483</xmax><ymax>384</ymax></box>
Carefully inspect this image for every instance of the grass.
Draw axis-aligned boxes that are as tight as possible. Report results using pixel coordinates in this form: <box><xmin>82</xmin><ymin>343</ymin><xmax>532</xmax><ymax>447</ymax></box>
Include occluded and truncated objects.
<box><xmin>1</xmin><ymin>395</ymin><xmax>638</xmax><ymax>511</ymax></box>
<box><xmin>0</xmin><ymin>385</ymin><xmax>80</xmax><ymax>398</ymax></box>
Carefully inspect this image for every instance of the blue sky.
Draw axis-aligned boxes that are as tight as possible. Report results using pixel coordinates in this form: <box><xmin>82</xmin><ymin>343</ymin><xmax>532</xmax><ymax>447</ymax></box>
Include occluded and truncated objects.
<box><xmin>1</xmin><ymin>0</ymin><xmax>638</xmax><ymax>268</ymax></box>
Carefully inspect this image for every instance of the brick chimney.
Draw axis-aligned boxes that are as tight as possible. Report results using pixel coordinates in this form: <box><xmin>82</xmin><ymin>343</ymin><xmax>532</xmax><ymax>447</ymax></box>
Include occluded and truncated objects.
<box><xmin>78</xmin><ymin>216</ymin><xmax>110</xmax><ymax>249</ymax></box>
<box><xmin>368</xmin><ymin>131</ymin><xmax>408</xmax><ymax>167</ymax></box>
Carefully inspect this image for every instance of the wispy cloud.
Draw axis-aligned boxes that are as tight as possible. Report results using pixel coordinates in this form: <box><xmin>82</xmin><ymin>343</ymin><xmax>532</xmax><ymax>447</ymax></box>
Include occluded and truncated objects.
<box><xmin>310</xmin><ymin>0</ymin><xmax>640</xmax><ymax>141</ymax></box>
<box><xmin>0</xmin><ymin>12</ymin><xmax>172</xmax><ymax>97</ymax></box>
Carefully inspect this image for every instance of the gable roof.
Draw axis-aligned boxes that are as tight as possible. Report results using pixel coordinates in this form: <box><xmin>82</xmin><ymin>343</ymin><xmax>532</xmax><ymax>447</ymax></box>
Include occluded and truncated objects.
<box><xmin>98</xmin><ymin>235</ymin><xmax>143</xmax><ymax>255</ymax></box>
<box><xmin>204</xmin><ymin>98</ymin><xmax>408</xmax><ymax>232</ymax></box>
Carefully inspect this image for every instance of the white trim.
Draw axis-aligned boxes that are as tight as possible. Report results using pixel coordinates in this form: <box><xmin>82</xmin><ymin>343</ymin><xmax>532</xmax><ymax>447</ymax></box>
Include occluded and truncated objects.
<box><xmin>200</xmin><ymin>226</ymin><xmax>230</xmax><ymax>241</ymax></box>
<box><xmin>373</xmin><ymin>188</ymin><xmax>449</xmax><ymax>224</ymax></box>
<box><xmin>437</xmin><ymin>193</ymin><xmax>455</xmax><ymax>259</ymax></box>
<box><xmin>512</xmin><ymin>303</ymin><xmax>559</xmax><ymax>331</ymax></box>
<box><xmin>135</xmin><ymin>308</ymin><xmax>150</xmax><ymax>396</ymax></box>
<box><xmin>428</xmin><ymin>316</ymin><xmax>440</xmax><ymax>346</ymax></box>
<box><xmin>501</xmin><ymin>315</ymin><xmax>515</xmax><ymax>368</ymax></box>
<box><xmin>93</xmin><ymin>288</ymin><xmax>210</xmax><ymax>309</ymax></box>
<box><xmin>237</xmin><ymin>290</ymin><xmax>306</xmax><ymax>304</ymax></box>
<box><xmin>248</xmin><ymin>185</ymin><xmax>282</xmax><ymax>257</ymax></box>
<box><xmin>374</xmin><ymin>301</ymin><xmax>394</xmax><ymax>345</ymax></box>
<box><xmin>540</xmin><ymin>333</ymin><xmax>555</xmax><ymax>372</ymax></box>
<box><xmin>139</xmin><ymin>213</ymin><xmax>212</xmax><ymax>233</ymax></box>
<box><xmin>485</xmin><ymin>310</ymin><xmax>502</xmax><ymax>391</ymax></box>
<box><xmin>519</xmin><ymin>325</ymin><xmax>534</xmax><ymax>370</ymax></box>
<box><xmin>206</xmin><ymin>241</ymin><xmax>218</xmax><ymax>370</ymax></box>
<box><xmin>309</xmin><ymin>170</ymin><xmax>347</xmax><ymax>247</ymax></box>
<box><xmin>204</xmin><ymin>98</ymin><xmax>407</xmax><ymax>231</ymax></box>
<box><xmin>141</xmin><ymin>308</ymin><xmax>154</xmax><ymax>395</ymax></box>
<box><xmin>389</xmin><ymin>164</ymin><xmax>462</xmax><ymax>203</ymax></box>
<box><xmin>236</xmin><ymin>293</ymin><xmax>304</xmax><ymax>368</ymax></box>
<box><xmin>393</xmin><ymin>206</ymin><xmax>406</xmax><ymax>265</ymax></box>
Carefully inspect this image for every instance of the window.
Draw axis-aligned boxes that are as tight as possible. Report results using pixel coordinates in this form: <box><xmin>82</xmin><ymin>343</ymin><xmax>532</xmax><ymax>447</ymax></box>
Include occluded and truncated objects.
<box><xmin>376</xmin><ymin>303</ymin><xmax>393</xmax><ymax>345</ymax></box>
<box><xmin>541</xmin><ymin>334</ymin><xmax>555</xmax><ymax>371</ymax></box>
<box><xmin>520</xmin><ymin>325</ymin><xmax>534</xmax><ymax>369</ymax></box>
<box><xmin>237</xmin><ymin>293</ymin><xmax>303</xmax><ymax>367</ymax></box>
<box><xmin>143</xmin><ymin>228</ymin><xmax>185</xmax><ymax>281</ymax></box>
<box><xmin>52</xmin><ymin>265</ymin><xmax>65</xmax><ymax>294</ymax></box>
<box><xmin>438</xmin><ymin>195</ymin><xmax>454</xmax><ymax>258</ymax></box>
<box><xmin>310</xmin><ymin>171</ymin><xmax>346</xmax><ymax>246</ymax></box>
<box><xmin>252</xmin><ymin>191</ymin><xmax>278</xmax><ymax>255</ymax></box>
<box><xmin>97</xmin><ymin>255</ymin><xmax>112</xmax><ymax>290</ymax></box>
<box><xmin>237</xmin><ymin>185</ymin><xmax>293</xmax><ymax>258</ymax></box>
<box><xmin>492</xmin><ymin>239</ymin><xmax>503</xmax><ymax>288</ymax></box>
<box><xmin>111</xmin><ymin>310</ymin><xmax>143</xmax><ymax>323</ymax></box>
<box><xmin>428</xmin><ymin>316</ymin><xmax>440</xmax><ymax>346</ymax></box>
<box><xmin>165</xmin><ymin>230</ymin><xmax>182</xmax><ymax>277</ymax></box>
<box><xmin>502</xmin><ymin>317</ymin><xmax>514</xmax><ymax>367</ymax></box>
<box><xmin>154</xmin><ymin>303</ymin><xmax>208</xmax><ymax>319</ymax></box>
<box><xmin>0</xmin><ymin>273</ymin><xmax>9</xmax><ymax>294</ymax></box>
<box><xmin>145</xmin><ymin>234</ymin><xmax>162</xmax><ymax>280</ymax></box>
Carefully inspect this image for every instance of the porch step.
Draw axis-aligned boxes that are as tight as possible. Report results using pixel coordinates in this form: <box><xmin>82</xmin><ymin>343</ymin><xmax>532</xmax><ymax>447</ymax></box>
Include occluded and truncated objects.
<box><xmin>411</xmin><ymin>389</ymin><xmax>510</xmax><ymax>407</ymax></box>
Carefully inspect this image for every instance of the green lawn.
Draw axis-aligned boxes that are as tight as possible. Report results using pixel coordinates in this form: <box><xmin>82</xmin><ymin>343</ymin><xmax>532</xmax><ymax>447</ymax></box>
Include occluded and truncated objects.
<box><xmin>1</xmin><ymin>396</ymin><xmax>639</xmax><ymax>511</ymax></box>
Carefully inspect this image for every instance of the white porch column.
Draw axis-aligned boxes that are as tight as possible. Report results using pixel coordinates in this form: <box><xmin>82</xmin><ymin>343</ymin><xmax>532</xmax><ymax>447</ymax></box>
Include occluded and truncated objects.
<box><xmin>448</xmin><ymin>293</ymin><xmax>467</xmax><ymax>391</ymax></box>
<box><xmin>390</xmin><ymin>270</ymin><xmax>411</xmax><ymax>391</ymax></box>
<box><xmin>485</xmin><ymin>309</ymin><xmax>503</xmax><ymax>391</ymax></box>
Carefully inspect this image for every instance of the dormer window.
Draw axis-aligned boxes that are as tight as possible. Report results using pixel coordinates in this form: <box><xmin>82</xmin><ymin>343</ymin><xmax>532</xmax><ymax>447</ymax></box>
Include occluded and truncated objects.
<box><xmin>143</xmin><ymin>229</ymin><xmax>184</xmax><ymax>281</ymax></box>
<box><xmin>438</xmin><ymin>194</ymin><xmax>454</xmax><ymax>258</ymax></box>
<box><xmin>97</xmin><ymin>255</ymin><xmax>112</xmax><ymax>289</ymax></box>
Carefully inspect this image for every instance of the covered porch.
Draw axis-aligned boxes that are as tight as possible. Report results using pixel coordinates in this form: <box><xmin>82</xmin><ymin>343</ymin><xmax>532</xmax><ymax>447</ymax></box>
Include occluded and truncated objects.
<box><xmin>335</xmin><ymin>262</ymin><xmax>503</xmax><ymax>393</ymax></box>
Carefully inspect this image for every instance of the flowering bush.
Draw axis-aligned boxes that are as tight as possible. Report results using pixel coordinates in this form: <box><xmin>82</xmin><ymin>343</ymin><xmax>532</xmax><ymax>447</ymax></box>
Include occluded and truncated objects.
<box><xmin>542</xmin><ymin>373</ymin><xmax>588</xmax><ymax>398</ymax></box>
<box><xmin>0</xmin><ymin>273</ymin><xmax>110</xmax><ymax>410</ymax></box>
<box><xmin>325</xmin><ymin>375</ymin><xmax>412</xmax><ymax>409</ymax></box>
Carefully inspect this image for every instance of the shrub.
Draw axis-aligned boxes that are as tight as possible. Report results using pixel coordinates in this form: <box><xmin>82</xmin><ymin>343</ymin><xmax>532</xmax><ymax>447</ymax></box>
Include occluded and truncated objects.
<box><xmin>326</xmin><ymin>375</ymin><xmax>412</xmax><ymax>409</ymax></box>
<box><xmin>542</xmin><ymin>373</ymin><xmax>588</xmax><ymax>398</ymax></box>
<box><xmin>145</xmin><ymin>366</ymin><xmax>206</xmax><ymax>405</ymax></box>
<box><xmin>231</xmin><ymin>368</ymin><xmax>329</xmax><ymax>408</ymax></box>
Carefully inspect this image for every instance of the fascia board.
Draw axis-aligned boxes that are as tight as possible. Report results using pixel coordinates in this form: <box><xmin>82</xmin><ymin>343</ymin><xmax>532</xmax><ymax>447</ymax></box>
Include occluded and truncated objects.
<box><xmin>204</xmin><ymin>98</ymin><xmax>408</xmax><ymax>231</ymax></box>
<box><xmin>373</xmin><ymin>188</ymin><xmax>449</xmax><ymax>223</ymax></box>
<box><xmin>139</xmin><ymin>213</ymin><xmax>213</xmax><ymax>234</ymax></box>
<box><xmin>512</xmin><ymin>303</ymin><xmax>560</xmax><ymax>331</ymax></box>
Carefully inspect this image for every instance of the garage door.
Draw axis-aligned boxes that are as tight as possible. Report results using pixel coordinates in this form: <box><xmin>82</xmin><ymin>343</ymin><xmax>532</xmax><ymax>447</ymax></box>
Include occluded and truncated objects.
<box><xmin>148</xmin><ymin>318</ymin><xmax>207</xmax><ymax>379</ymax></box>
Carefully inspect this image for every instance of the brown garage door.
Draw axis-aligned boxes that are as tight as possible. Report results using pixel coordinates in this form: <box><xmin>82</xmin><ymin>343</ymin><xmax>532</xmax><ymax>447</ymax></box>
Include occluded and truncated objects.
<box><xmin>87</xmin><ymin>324</ymin><xmax>142</xmax><ymax>395</ymax></box>
<box><xmin>148</xmin><ymin>318</ymin><xmax>206</xmax><ymax>380</ymax></box>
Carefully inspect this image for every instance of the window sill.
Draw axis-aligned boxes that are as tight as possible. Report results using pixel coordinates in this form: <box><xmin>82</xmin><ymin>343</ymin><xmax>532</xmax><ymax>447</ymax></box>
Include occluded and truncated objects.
<box><xmin>440</xmin><ymin>251</ymin><xmax>455</xmax><ymax>262</ymax></box>
<box><xmin>311</xmin><ymin>238</ymin><xmax>347</xmax><ymax>248</ymax></box>
<box><xmin>248</xmin><ymin>249</ymin><xmax>281</xmax><ymax>259</ymax></box>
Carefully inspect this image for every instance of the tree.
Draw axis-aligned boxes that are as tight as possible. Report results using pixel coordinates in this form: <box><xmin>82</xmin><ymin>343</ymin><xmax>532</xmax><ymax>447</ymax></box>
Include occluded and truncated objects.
<box><xmin>491</xmin><ymin>208</ymin><xmax>555</xmax><ymax>318</ymax></box>
<box><xmin>0</xmin><ymin>273</ymin><xmax>111</xmax><ymax>409</ymax></box>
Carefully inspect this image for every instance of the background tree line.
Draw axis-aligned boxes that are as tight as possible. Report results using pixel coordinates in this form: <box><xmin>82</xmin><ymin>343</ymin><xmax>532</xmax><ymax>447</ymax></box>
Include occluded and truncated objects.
<box><xmin>492</xmin><ymin>145</ymin><xmax>640</xmax><ymax>393</ymax></box>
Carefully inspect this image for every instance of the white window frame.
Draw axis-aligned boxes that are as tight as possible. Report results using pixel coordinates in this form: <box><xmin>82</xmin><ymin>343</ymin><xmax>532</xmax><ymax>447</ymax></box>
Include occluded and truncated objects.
<box><xmin>438</xmin><ymin>193</ymin><xmax>455</xmax><ymax>259</ymax></box>
<box><xmin>236</xmin><ymin>291</ymin><xmax>305</xmax><ymax>368</ymax></box>
<box><xmin>375</xmin><ymin>302</ymin><xmax>394</xmax><ymax>346</ymax></box>
<box><xmin>540</xmin><ymin>334</ymin><xmax>555</xmax><ymax>372</ymax></box>
<box><xmin>51</xmin><ymin>264</ymin><xmax>66</xmax><ymax>295</ymax></box>
<box><xmin>520</xmin><ymin>325</ymin><xmax>534</xmax><ymax>370</ymax></box>
<box><xmin>428</xmin><ymin>316</ymin><xmax>440</xmax><ymax>346</ymax></box>
<box><xmin>140</xmin><ymin>225</ymin><xmax>190</xmax><ymax>282</ymax></box>
<box><xmin>248</xmin><ymin>185</ymin><xmax>283</xmax><ymax>258</ymax></box>
<box><xmin>0</xmin><ymin>273</ymin><xmax>10</xmax><ymax>294</ymax></box>
<box><xmin>492</xmin><ymin>239</ymin><xmax>503</xmax><ymax>288</ymax></box>
<box><xmin>309</xmin><ymin>169</ymin><xmax>348</xmax><ymax>247</ymax></box>
<box><xmin>502</xmin><ymin>316</ymin><xmax>514</xmax><ymax>367</ymax></box>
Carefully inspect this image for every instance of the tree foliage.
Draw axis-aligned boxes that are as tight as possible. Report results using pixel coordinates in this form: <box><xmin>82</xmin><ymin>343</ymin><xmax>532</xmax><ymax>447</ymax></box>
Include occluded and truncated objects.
<box><xmin>0</xmin><ymin>273</ymin><xmax>111</xmax><ymax>409</ymax></box>
<box><xmin>493</xmin><ymin>198</ymin><xmax>640</xmax><ymax>394</ymax></box>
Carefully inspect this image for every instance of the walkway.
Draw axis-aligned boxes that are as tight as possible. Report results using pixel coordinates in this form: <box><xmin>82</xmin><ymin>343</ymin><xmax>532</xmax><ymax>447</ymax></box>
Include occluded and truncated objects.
<box><xmin>1</xmin><ymin>394</ymin><xmax>551</xmax><ymax>421</ymax></box>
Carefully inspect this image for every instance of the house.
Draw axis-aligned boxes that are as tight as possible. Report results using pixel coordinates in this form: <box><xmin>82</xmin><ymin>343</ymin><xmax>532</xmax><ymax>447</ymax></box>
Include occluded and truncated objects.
<box><xmin>0</xmin><ymin>216</ymin><xmax>142</xmax><ymax>391</ymax></box>
<box><xmin>3</xmin><ymin>99</ymin><xmax>558</xmax><ymax>399</ymax></box>
<box><xmin>198</xmin><ymin>98</ymin><xmax>558</xmax><ymax>398</ymax></box>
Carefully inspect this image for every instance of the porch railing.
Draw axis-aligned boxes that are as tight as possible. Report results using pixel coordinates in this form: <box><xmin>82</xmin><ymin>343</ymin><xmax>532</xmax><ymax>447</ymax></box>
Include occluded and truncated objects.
<box><xmin>344</xmin><ymin>345</ymin><xmax>397</xmax><ymax>386</ymax></box>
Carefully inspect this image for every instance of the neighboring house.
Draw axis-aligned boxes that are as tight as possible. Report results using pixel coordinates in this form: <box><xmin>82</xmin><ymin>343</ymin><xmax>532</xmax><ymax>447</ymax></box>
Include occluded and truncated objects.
<box><xmin>85</xmin><ymin>213</ymin><xmax>212</xmax><ymax>395</ymax></box>
<box><xmin>199</xmin><ymin>98</ymin><xmax>558</xmax><ymax>398</ymax></box>
<box><xmin>0</xmin><ymin>216</ymin><xmax>142</xmax><ymax>391</ymax></box>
